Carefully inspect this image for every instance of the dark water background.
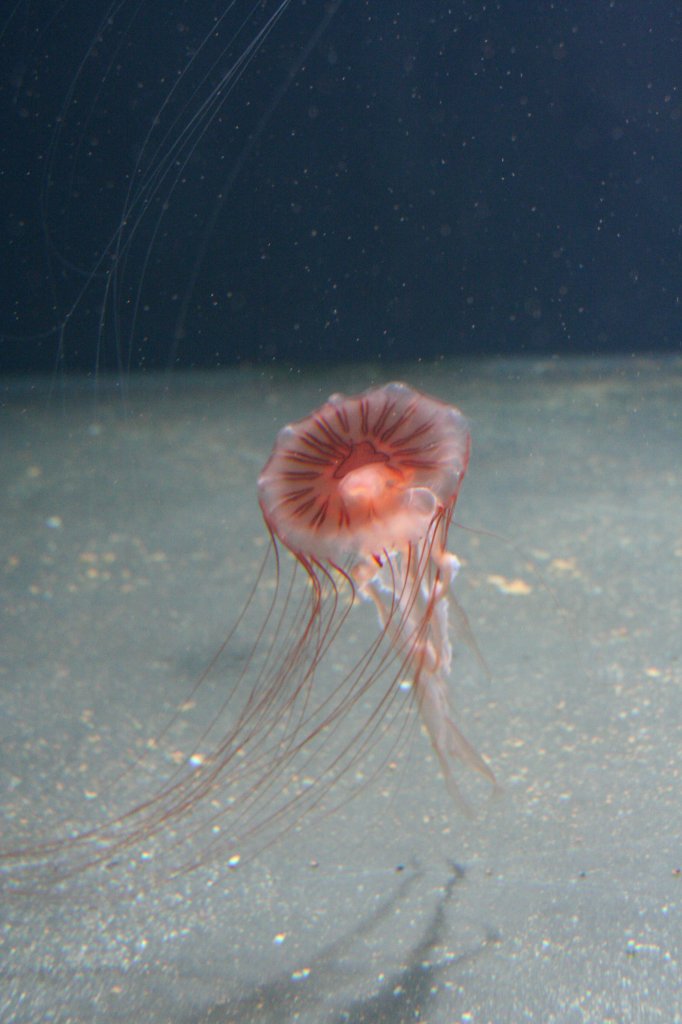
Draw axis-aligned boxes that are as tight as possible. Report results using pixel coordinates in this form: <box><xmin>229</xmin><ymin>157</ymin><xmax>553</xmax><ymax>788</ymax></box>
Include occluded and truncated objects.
<box><xmin>2</xmin><ymin>1</ymin><xmax>681</xmax><ymax>373</ymax></box>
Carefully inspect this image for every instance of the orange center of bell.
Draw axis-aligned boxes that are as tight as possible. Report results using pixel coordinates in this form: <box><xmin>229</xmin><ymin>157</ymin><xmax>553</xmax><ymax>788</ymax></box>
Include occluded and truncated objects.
<box><xmin>333</xmin><ymin>441</ymin><xmax>390</xmax><ymax>479</ymax></box>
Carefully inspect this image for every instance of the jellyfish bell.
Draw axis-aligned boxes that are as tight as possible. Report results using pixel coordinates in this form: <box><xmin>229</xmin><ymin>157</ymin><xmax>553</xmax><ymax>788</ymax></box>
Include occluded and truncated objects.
<box><xmin>258</xmin><ymin>382</ymin><xmax>470</xmax><ymax>563</ymax></box>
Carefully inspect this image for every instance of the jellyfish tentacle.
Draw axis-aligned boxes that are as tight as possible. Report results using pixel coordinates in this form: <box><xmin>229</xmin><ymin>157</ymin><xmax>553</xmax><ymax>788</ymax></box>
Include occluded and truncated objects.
<box><xmin>353</xmin><ymin>526</ymin><xmax>495</xmax><ymax>811</ymax></box>
<box><xmin>413</xmin><ymin>666</ymin><xmax>495</xmax><ymax>816</ymax></box>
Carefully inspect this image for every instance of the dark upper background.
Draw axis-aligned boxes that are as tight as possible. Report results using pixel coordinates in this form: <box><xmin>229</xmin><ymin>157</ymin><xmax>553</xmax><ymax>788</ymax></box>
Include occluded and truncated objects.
<box><xmin>1</xmin><ymin>0</ymin><xmax>681</xmax><ymax>374</ymax></box>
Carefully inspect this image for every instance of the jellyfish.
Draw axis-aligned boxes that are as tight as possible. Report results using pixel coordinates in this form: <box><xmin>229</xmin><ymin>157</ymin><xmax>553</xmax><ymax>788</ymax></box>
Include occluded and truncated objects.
<box><xmin>1</xmin><ymin>4</ymin><xmax>498</xmax><ymax>885</ymax></box>
<box><xmin>1</xmin><ymin>381</ymin><xmax>495</xmax><ymax>888</ymax></box>
<box><xmin>258</xmin><ymin>381</ymin><xmax>496</xmax><ymax>815</ymax></box>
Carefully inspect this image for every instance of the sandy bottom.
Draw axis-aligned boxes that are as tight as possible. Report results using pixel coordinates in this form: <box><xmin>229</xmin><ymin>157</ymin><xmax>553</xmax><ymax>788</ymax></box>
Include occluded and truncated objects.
<box><xmin>1</xmin><ymin>356</ymin><xmax>680</xmax><ymax>1023</ymax></box>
